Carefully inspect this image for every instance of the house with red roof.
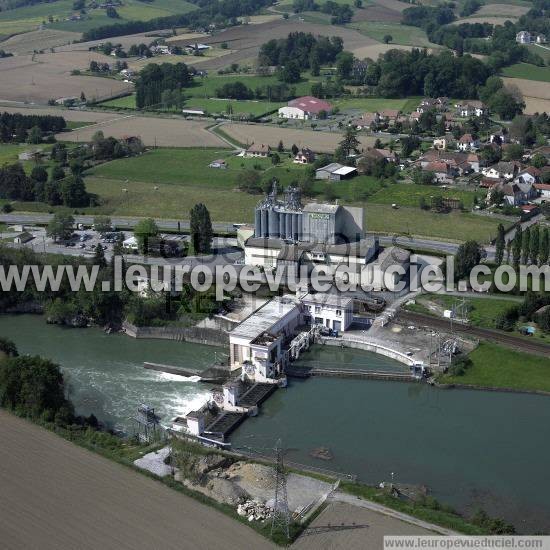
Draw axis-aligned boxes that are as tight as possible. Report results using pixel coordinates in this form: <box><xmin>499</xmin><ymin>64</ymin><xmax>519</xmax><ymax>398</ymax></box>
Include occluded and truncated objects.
<box><xmin>278</xmin><ymin>96</ymin><xmax>333</xmax><ymax>120</ymax></box>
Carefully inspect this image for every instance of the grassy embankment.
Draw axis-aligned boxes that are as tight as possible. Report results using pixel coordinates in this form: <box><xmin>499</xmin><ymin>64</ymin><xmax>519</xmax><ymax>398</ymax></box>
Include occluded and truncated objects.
<box><xmin>440</xmin><ymin>342</ymin><xmax>550</xmax><ymax>393</ymax></box>
<box><xmin>501</xmin><ymin>63</ymin><xmax>550</xmax><ymax>83</ymax></box>
<box><xmin>59</xmin><ymin>147</ymin><xmax>503</xmax><ymax>241</ymax></box>
<box><xmin>9</xmin><ymin>411</ymin><xmax>493</xmax><ymax>542</ymax></box>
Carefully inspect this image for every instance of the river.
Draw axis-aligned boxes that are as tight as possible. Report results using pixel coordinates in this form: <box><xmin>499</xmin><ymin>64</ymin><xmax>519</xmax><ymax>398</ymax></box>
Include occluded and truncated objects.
<box><xmin>1</xmin><ymin>316</ymin><xmax>549</xmax><ymax>533</ymax></box>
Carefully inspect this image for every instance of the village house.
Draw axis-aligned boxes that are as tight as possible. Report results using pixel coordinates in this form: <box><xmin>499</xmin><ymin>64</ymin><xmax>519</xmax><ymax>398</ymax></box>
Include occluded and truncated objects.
<box><xmin>482</xmin><ymin>161</ymin><xmax>520</xmax><ymax>180</ymax></box>
<box><xmin>455</xmin><ymin>101</ymin><xmax>487</xmax><ymax>118</ymax></box>
<box><xmin>416</xmin><ymin>98</ymin><xmax>436</xmax><ymax>113</ymax></box>
<box><xmin>433</xmin><ymin>137</ymin><xmax>447</xmax><ymax>150</ymax></box>
<box><xmin>351</xmin><ymin>112</ymin><xmax>379</xmax><ymax>130</ymax></box>
<box><xmin>514</xmin><ymin>166</ymin><xmax>541</xmax><ymax>185</ymax></box>
<box><xmin>423</xmin><ymin>161</ymin><xmax>458</xmax><ymax>183</ymax></box>
<box><xmin>245</xmin><ymin>143</ymin><xmax>270</xmax><ymax>158</ymax></box>
<box><xmin>363</xmin><ymin>148</ymin><xmax>399</xmax><ymax>163</ymax></box>
<box><xmin>380</xmin><ymin>109</ymin><xmax>400</xmax><ymax>125</ymax></box>
<box><xmin>489</xmin><ymin>129</ymin><xmax>509</xmax><ymax>145</ymax></box>
<box><xmin>419</xmin><ymin>149</ymin><xmax>481</xmax><ymax>174</ymax></box>
<box><xmin>409</xmin><ymin>111</ymin><xmax>422</xmax><ymax>123</ymax></box>
<box><xmin>535</xmin><ymin>183</ymin><xmax>550</xmax><ymax>200</ymax></box>
<box><xmin>293</xmin><ymin>148</ymin><xmax>315</xmax><ymax>164</ymax></box>
<box><xmin>490</xmin><ymin>181</ymin><xmax>537</xmax><ymax>206</ymax></box>
<box><xmin>457</xmin><ymin>133</ymin><xmax>479</xmax><ymax>151</ymax></box>
<box><xmin>516</xmin><ymin>31</ymin><xmax>547</xmax><ymax>44</ymax></box>
<box><xmin>278</xmin><ymin>96</ymin><xmax>332</xmax><ymax>120</ymax></box>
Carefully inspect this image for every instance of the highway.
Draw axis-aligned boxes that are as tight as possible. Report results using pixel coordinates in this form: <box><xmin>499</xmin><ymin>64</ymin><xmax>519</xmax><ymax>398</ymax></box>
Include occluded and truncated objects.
<box><xmin>0</xmin><ymin>213</ymin><xmax>496</xmax><ymax>259</ymax></box>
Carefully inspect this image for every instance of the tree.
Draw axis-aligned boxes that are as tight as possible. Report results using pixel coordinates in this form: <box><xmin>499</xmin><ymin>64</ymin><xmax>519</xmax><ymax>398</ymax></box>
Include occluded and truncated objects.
<box><xmin>0</xmin><ymin>337</ymin><xmax>18</xmax><ymax>359</ymax></box>
<box><xmin>495</xmin><ymin>223</ymin><xmax>505</xmax><ymax>265</ymax></box>
<box><xmin>529</xmin><ymin>225</ymin><xmax>540</xmax><ymax>265</ymax></box>
<box><xmin>93</xmin><ymin>243</ymin><xmax>107</xmax><ymax>269</ymax></box>
<box><xmin>189</xmin><ymin>203</ymin><xmax>213</xmax><ymax>255</ymax></box>
<box><xmin>239</xmin><ymin>170</ymin><xmax>262</xmax><ymax>193</ymax></box>
<box><xmin>271</xmin><ymin>152</ymin><xmax>281</xmax><ymax>165</ymax></box>
<box><xmin>93</xmin><ymin>216</ymin><xmax>112</xmax><ymax>234</ymax></box>
<box><xmin>26</xmin><ymin>125</ymin><xmax>43</xmax><ymax>144</ymax></box>
<box><xmin>454</xmin><ymin>240</ymin><xmax>483</xmax><ymax>281</ymax></box>
<box><xmin>47</xmin><ymin>212</ymin><xmax>74</xmax><ymax>242</ymax></box>
<box><xmin>336</xmin><ymin>51</ymin><xmax>354</xmax><ymax>80</ymax></box>
<box><xmin>383</xmin><ymin>35</ymin><xmax>393</xmax><ymax>44</ymax></box>
<box><xmin>503</xmin><ymin>143</ymin><xmax>524</xmax><ymax>161</ymax></box>
<box><xmin>521</xmin><ymin>226</ymin><xmax>530</xmax><ymax>265</ymax></box>
<box><xmin>278</xmin><ymin>61</ymin><xmax>301</xmax><ymax>84</ymax></box>
<box><xmin>106</xmin><ymin>6</ymin><xmax>119</xmax><ymax>18</ymax></box>
<box><xmin>277</xmin><ymin>140</ymin><xmax>284</xmax><ymax>152</ymax></box>
<box><xmin>30</xmin><ymin>165</ymin><xmax>48</xmax><ymax>184</ymax></box>
<box><xmin>419</xmin><ymin>196</ymin><xmax>428</xmax><ymax>210</ymax></box>
<box><xmin>291</xmin><ymin>144</ymin><xmax>299</xmax><ymax>156</ymax></box>
<box><xmin>0</xmin><ymin>355</ymin><xmax>73</xmax><ymax>423</ymax></box>
<box><xmin>51</xmin><ymin>165</ymin><xmax>65</xmax><ymax>180</ymax></box>
<box><xmin>540</xmin><ymin>227</ymin><xmax>549</xmax><ymax>265</ymax></box>
<box><xmin>512</xmin><ymin>226</ymin><xmax>522</xmax><ymax>267</ymax></box>
<box><xmin>339</xmin><ymin>126</ymin><xmax>360</xmax><ymax>158</ymax></box>
<box><xmin>134</xmin><ymin>218</ymin><xmax>159</xmax><ymax>254</ymax></box>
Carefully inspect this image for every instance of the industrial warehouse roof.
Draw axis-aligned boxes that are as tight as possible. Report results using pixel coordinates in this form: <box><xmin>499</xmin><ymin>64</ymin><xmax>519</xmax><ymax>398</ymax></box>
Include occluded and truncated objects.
<box><xmin>245</xmin><ymin>237</ymin><xmax>377</xmax><ymax>257</ymax></box>
<box><xmin>301</xmin><ymin>293</ymin><xmax>353</xmax><ymax>308</ymax></box>
<box><xmin>287</xmin><ymin>96</ymin><xmax>332</xmax><ymax>114</ymax></box>
<box><xmin>303</xmin><ymin>203</ymin><xmax>340</xmax><ymax>214</ymax></box>
<box><xmin>230</xmin><ymin>296</ymin><xmax>299</xmax><ymax>341</ymax></box>
<box><xmin>333</xmin><ymin>166</ymin><xmax>357</xmax><ymax>176</ymax></box>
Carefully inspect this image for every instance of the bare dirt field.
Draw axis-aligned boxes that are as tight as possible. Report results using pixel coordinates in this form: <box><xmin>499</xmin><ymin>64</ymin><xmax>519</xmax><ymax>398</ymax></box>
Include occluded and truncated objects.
<box><xmin>502</xmin><ymin>77</ymin><xmax>550</xmax><ymax>114</ymax></box>
<box><xmin>372</xmin><ymin>0</ymin><xmax>411</xmax><ymax>13</ymax></box>
<box><xmin>475</xmin><ymin>3</ymin><xmax>529</xmax><ymax>17</ymax></box>
<box><xmin>352</xmin><ymin>5</ymin><xmax>403</xmax><ymax>22</ymax></box>
<box><xmin>171</xmin><ymin>19</ymin><xmax>376</xmax><ymax>70</ymax></box>
<box><xmin>57</xmin><ymin>29</ymin><xmax>178</xmax><ymax>52</ymax></box>
<box><xmin>58</xmin><ymin>115</ymin><xmax>229</xmax><ymax>147</ymax></box>
<box><xmin>0</xmin><ymin>51</ymin><xmax>132</xmax><ymax>104</ymax></box>
<box><xmin>292</xmin><ymin>502</ymin><xmax>433</xmax><ymax>550</ymax></box>
<box><xmin>0</xmin><ymin>410</ymin><xmax>275</xmax><ymax>550</ymax></box>
<box><xmin>350</xmin><ymin>43</ymin><xmax>427</xmax><ymax>59</ymax></box>
<box><xmin>452</xmin><ymin>16</ymin><xmax>519</xmax><ymax>25</ymax></box>
<box><xmin>0</xmin><ymin>28</ymin><xmax>81</xmax><ymax>55</ymax></box>
<box><xmin>223</xmin><ymin>122</ymin><xmax>376</xmax><ymax>153</ymax></box>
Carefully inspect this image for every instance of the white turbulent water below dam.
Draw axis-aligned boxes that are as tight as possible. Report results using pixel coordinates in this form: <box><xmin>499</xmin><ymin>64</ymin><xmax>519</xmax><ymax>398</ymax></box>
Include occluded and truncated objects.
<box><xmin>1</xmin><ymin>316</ymin><xmax>550</xmax><ymax>533</ymax></box>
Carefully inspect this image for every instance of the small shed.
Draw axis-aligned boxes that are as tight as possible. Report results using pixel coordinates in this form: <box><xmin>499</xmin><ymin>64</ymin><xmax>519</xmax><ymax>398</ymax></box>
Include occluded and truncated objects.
<box><xmin>14</xmin><ymin>231</ymin><xmax>34</xmax><ymax>244</ymax></box>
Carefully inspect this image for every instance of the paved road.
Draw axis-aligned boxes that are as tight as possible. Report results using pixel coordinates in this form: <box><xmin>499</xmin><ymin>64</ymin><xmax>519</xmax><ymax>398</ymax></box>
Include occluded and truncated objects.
<box><xmin>1</xmin><ymin>213</ymin><xmax>497</xmax><ymax>258</ymax></box>
<box><xmin>398</xmin><ymin>311</ymin><xmax>550</xmax><ymax>358</ymax></box>
<box><xmin>0</xmin><ymin>410</ymin><xmax>275</xmax><ymax>550</ymax></box>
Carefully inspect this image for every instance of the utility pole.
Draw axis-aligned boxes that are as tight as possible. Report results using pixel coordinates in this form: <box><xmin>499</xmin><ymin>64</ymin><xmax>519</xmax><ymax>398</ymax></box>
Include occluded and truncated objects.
<box><xmin>271</xmin><ymin>439</ymin><xmax>290</xmax><ymax>542</ymax></box>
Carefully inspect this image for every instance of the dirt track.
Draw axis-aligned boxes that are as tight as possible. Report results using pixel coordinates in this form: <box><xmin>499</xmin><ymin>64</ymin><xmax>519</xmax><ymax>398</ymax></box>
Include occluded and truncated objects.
<box><xmin>398</xmin><ymin>311</ymin><xmax>550</xmax><ymax>358</ymax></box>
<box><xmin>0</xmin><ymin>410</ymin><xmax>275</xmax><ymax>550</ymax></box>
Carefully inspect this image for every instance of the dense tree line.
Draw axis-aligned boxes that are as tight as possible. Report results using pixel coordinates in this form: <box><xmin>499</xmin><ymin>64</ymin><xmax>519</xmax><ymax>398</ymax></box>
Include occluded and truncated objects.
<box><xmin>135</xmin><ymin>63</ymin><xmax>193</xmax><ymax>109</ymax></box>
<box><xmin>364</xmin><ymin>49</ymin><xmax>490</xmax><ymax>98</ymax></box>
<box><xmin>81</xmin><ymin>0</ymin><xmax>274</xmax><ymax>41</ymax></box>
<box><xmin>402</xmin><ymin>5</ymin><xmax>456</xmax><ymax>29</ymax></box>
<box><xmin>258</xmin><ymin>32</ymin><xmax>344</xmax><ymax>70</ymax></box>
<box><xmin>292</xmin><ymin>0</ymin><xmax>353</xmax><ymax>24</ymax></box>
<box><xmin>0</xmin><ymin>112</ymin><xmax>66</xmax><ymax>143</ymax></box>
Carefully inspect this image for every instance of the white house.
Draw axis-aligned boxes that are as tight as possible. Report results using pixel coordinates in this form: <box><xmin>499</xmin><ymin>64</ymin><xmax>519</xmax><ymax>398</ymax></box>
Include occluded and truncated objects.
<box><xmin>535</xmin><ymin>183</ymin><xmax>550</xmax><ymax>199</ymax></box>
<box><xmin>301</xmin><ymin>293</ymin><xmax>353</xmax><ymax>333</ymax></box>
<box><xmin>123</xmin><ymin>235</ymin><xmax>139</xmax><ymax>250</ymax></box>
<box><xmin>516</xmin><ymin>31</ymin><xmax>532</xmax><ymax>44</ymax></box>
<box><xmin>457</xmin><ymin>133</ymin><xmax>479</xmax><ymax>151</ymax></box>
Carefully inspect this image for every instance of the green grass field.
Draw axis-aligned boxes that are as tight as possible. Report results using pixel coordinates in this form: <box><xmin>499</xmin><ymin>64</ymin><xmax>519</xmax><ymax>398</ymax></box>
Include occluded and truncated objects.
<box><xmin>78</xmin><ymin>148</ymin><xmax>505</xmax><ymax>241</ymax></box>
<box><xmin>0</xmin><ymin>0</ymin><xmax>196</xmax><ymax>37</ymax></box>
<box><xmin>349</xmin><ymin>21</ymin><xmax>440</xmax><ymax>48</ymax></box>
<box><xmin>524</xmin><ymin>44</ymin><xmax>550</xmax><ymax>64</ymax></box>
<box><xmin>501</xmin><ymin>63</ymin><xmax>550</xmax><ymax>83</ymax></box>
<box><xmin>442</xmin><ymin>342</ymin><xmax>550</xmax><ymax>393</ymax></box>
<box><xmin>420</xmin><ymin>293</ymin><xmax>522</xmax><ymax>329</ymax></box>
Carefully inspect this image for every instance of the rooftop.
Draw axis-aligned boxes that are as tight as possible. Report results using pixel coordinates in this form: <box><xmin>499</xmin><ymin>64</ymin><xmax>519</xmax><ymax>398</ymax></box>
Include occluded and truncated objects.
<box><xmin>301</xmin><ymin>292</ymin><xmax>353</xmax><ymax>308</ymax></box>
<box><xmin>287</xmin><ymin>96</ymin><xmax>332</xmax><ymax>114</ymax></box>
<box><xmin>230</xmin><ymin>296</ymin><xmax>299</xmax><ymax>342</ymax></box>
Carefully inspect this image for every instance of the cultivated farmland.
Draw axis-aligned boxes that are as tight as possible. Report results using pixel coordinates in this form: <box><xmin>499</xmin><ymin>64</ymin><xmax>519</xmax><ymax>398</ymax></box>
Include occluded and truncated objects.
<box><xmin>57</xmin><ymin>115</ymin><xmax>229</xmax><ymax>147</ymax></box>
<box><xmin>502</xmin><ymin>77</ymin><xmax>550</xmax><ymax>114</ymax></box>
<box><xmin>0</xmin><ymin>28</ymin><xmax>80</xmax><ymax>55</ymax></box>
<box><xmin>0</xmin><ymin>51</ymin><xmax>132</xmax><ymax>104</ymax></box>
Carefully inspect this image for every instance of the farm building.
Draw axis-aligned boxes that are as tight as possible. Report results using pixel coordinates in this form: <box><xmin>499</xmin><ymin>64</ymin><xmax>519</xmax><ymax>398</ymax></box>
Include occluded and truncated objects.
<box><xmin>209</xmin><ymin>159</ymin><xmax>227</xmax><ymax>169</ymax></box>
<box><xmin>315</xmin><ymin>163</ymin><xmax>357</xmax><ymax>181</ymax></box>
<box><xmin>245</xmin><ymin>143</ymin><xmax>270</xmax><ymax>158</ymax></box>
<box><xmin>13</xmin><ymin>232</ymin><xmax>34</xmax><ymax>244</ymax></box>
<box><xmin>278</xmin><ymin>96</ymin><xmax>332</xmax><ymax>120</ymax></box>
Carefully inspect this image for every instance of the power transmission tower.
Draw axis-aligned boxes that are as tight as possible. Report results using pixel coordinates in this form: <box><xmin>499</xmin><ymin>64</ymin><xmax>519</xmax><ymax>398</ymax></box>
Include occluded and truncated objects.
<box><xmin>271</xmin><ymin>439</ymin><xmax>290</xmax><ymax>541</ymax></box>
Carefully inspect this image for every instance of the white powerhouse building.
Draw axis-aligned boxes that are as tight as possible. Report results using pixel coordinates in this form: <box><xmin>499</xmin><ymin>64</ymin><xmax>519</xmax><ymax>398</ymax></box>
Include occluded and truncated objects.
<box><xmin>301</xmin><ymin>293</ymin><xmax>353</xmax><ymax>332</ymax></box>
